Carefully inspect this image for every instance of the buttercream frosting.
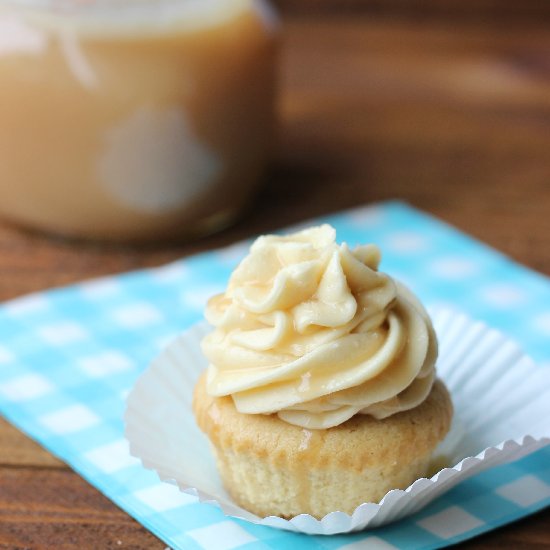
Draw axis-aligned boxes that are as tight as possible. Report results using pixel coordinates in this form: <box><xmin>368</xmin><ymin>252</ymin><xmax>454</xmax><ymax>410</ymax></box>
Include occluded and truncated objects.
<box><xmin>201</xmin><ymin>225</ymin><xmax>437</xmax><ymax>429</ymax></box>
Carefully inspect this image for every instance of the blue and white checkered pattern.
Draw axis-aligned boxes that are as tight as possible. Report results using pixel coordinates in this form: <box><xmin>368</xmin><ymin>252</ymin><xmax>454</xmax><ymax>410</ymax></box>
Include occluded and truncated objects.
<box><xmin>0</xmin><ymin>201</ymin><xmax>549</xmax><ymax>550</ymax></box>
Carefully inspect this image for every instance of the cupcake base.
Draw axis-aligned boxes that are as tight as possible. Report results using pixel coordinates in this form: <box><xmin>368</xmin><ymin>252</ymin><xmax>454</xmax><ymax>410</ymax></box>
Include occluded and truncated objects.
<box><xmin>193</xmin><ymin>374</ymin><xmax>453</xmax><ymax>519</ymax></box>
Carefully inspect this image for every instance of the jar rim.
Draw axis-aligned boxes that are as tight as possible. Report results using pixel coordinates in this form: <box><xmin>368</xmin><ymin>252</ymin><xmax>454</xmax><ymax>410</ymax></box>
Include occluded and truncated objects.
<box><xmin>3</xmin><ymin>0</ymin><xmax>234</xmax><ymax>11</ymax></box>
<box><xmin>0</xmin><ymin>0</ymin><xmax>258</xmax><ymax>21</ymax></box>
<box><xmin>0</xmin><ymin>0</ymin><xmax>268</xmax><ymax>34</ymax></box>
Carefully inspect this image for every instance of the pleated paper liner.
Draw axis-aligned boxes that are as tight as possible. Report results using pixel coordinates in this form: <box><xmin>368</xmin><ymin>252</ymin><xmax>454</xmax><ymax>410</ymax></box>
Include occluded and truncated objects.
<box><xmin>125</xmin><ymin>307</ymin><xmax>550</xmax><ymax>535</ymax></box>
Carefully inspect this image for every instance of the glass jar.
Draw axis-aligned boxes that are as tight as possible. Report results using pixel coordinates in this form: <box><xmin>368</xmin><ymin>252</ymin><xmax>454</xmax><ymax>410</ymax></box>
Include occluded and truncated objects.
<box><xmin>0</xmin><ymin>0</ymin><xmax>278</xmax><ymax>241</ymax></box>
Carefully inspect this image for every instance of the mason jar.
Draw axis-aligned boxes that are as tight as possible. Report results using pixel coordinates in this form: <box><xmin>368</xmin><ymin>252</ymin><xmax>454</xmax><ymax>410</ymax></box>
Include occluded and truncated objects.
<box><xmin>0</xmin><ymin>0</ymin><xmax>278</xmax><ymax>241</ymax></box>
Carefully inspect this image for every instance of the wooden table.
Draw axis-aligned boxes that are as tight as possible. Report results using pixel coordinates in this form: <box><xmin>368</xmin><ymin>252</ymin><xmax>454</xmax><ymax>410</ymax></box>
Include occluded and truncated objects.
<box><xmin>1</xmin><ymin>8</ymin><xmax>549</xmax><ymax>549</ymax></box>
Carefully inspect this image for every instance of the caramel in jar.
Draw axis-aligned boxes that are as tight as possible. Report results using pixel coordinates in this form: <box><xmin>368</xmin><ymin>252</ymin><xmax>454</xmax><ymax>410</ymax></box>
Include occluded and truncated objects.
<box><xmin>0</xmin><ymin>0</ymin><xmax>278</xmax><ymax>241</ymax></box>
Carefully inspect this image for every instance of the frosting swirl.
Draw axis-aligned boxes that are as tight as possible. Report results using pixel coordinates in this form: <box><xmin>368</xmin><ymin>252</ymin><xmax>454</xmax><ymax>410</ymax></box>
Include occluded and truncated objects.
<box><xmin>201</xmin><ymin>225</ymin><xmax>437</xmax><ymax>429</ymax></box>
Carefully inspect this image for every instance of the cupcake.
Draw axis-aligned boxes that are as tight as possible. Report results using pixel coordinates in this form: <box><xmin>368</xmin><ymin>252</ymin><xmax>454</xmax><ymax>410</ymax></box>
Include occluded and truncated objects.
<box><xmin>193</xmin><ymin>225</ymin><xmax>453</xmax><ymax>519</ymax></box>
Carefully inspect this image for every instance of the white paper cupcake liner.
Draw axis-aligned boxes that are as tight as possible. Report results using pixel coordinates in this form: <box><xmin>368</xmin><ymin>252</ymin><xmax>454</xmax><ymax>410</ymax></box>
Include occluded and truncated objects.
<box><xmin>125</xmin><ymin>307</ymin><xmax>550</xmax><ymax>535</ymax></box>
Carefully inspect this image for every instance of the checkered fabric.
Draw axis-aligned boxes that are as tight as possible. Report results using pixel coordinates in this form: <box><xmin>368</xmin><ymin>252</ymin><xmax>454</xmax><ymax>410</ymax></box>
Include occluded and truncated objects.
<box><xmin>0</xmin><ymin>201</ymin><xmax>549</xmax><ymax>550</ymax></box>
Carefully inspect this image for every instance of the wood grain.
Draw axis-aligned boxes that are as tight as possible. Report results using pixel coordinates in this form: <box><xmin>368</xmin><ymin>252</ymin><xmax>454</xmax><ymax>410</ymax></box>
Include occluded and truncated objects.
<box><xmin>275</xmin><ymin>0</ymin><xmax>550</xmax><ymax>21</ymax></box>
<box><xmin>1</xmin><ymin>12</ymin><xmax>549</xmax><ymax>550</ymax></box>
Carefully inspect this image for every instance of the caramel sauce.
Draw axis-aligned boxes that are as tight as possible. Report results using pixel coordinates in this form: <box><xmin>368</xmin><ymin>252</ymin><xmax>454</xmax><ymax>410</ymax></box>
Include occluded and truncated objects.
<box><xmin>0</xmin><ymin>0</ymin><xmax>277</xmax><ymax>241</ymax></box>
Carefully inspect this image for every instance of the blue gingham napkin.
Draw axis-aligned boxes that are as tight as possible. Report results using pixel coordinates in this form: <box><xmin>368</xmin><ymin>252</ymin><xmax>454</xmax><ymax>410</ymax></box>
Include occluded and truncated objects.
<box><xmin>0</xmin><ymin>201</ymin><xmax>549</xmax><ymax>550</ymax></box>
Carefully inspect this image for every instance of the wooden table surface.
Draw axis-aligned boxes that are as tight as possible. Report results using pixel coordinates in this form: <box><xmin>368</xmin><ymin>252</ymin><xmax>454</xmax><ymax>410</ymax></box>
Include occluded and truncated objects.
<box><xmin>1</xmin><ymin>7</ymin><xmax>550</xmax><ymax>549</ymax></box>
